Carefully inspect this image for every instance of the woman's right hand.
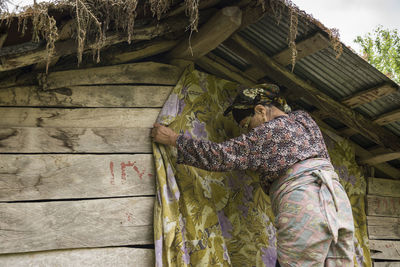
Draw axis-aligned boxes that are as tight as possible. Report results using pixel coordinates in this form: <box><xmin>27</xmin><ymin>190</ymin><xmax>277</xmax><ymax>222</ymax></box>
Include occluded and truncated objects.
<box><xmin>151</xmin><ymin>123</ymin><xmax>179</xmax><ymax>147</ymax></box>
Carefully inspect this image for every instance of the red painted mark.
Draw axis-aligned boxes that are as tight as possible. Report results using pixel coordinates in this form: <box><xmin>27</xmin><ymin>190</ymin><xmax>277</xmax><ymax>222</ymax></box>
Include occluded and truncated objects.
<box><xmin>120</xmin><ymin>161</ymin><xmax>136</xmax><ymax>184</ymax></box>
<box><xmin>133</xmin><ymin>164</ymin><xmax>146</xmax><ymax>180</ymax></box>
<box><xmin>110</xmin><ymin>161</ymin><xmax>115</xmax><ymax>185</ymax></box>
<box><xmin>148</xmin><ymin>173</ymin><xmax>153</xmax><ymax>178</ymax></box>
<box><xmin>126</xmin><ymin>212</ymin><xmax>133</xmax><ymax>222</ymax></box>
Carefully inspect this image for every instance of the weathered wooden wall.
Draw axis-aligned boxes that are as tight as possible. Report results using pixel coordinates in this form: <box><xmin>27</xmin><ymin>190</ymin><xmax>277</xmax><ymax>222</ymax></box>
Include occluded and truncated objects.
<box><xmin>367</xmin><ymin>177</ymin><xmax>400</xmax><ymax>267</ymax></box>
<box><xmin>0</xmin><ymin>61</ymin><xmax>181</xmax><ymax>266</ymax></box>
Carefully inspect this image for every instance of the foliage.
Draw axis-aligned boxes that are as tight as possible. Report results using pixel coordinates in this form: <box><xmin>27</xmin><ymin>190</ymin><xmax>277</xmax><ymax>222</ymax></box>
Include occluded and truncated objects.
<box><xmin>355</xmin><ymin>26</ymin><xmax>400</xmax><ymax>84</ymax></box>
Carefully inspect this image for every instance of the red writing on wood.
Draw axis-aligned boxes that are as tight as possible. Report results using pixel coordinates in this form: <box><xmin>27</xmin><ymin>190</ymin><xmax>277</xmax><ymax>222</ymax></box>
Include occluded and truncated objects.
<box><xmin>110</xmin><ymin>160</ymin><xmax>152</xmax><ymax>185</ymax></box>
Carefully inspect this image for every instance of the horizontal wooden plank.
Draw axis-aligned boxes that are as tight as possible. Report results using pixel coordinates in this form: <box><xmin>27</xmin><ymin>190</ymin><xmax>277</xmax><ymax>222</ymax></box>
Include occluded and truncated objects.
<box><xmin>367</xmin><ymin>195</ymin><xmax>400</xmax><ymax>217</ymax></box>
<box><xmin>341</xmin><ymin>83</ymin><xmax>398</xmax><ymax>108</ymax></box>
<box><xmin>0</xmin><ymin>247</ymin><xmax>154</xmax><ymax>267</ymax></box>
<box><xmin>0</xmin><ymin>197</ymin><xmax>154</xmax><ymax>254</ymax></box>
<box><xmin>374</xmin><ymin>262</ymin><xmax>400</xmax><ymax>267</ymax></box>
<box><xmin>39</xmin><ymin>62</ymin><xmax>182</xmax><ymax>90</ymax></box>
<box><xmin>367</xmin><ymin>216</ymin><xmax>400</xmax><ymax>240</ymax></box>
<box><xmin>370</xmin><ymin>240</ymin><xmax>400</xmax><ymax>260</ymax></box>
<box><xmin>0</xmin><ymin>127</ymin><xmax>152</xmax><ymax>153</ymax></box>
<box><xmin>0</xmin><ymin>108</ymin><xmax>160</xmax><ymax>128</ymax></box>
<box><xmin>368</xmin><ymin>178</ymin><xmax>400</xmax><ymax>198</ymax></box>
<box><xmin>0</xmin><ymin>85</ymin><xmax>173</xmax><ymax>107</ymax></box>
<box><xmin>0</xmin><ymin>154</ymin><xmax>155</xmax><ymax>201</ymax></box>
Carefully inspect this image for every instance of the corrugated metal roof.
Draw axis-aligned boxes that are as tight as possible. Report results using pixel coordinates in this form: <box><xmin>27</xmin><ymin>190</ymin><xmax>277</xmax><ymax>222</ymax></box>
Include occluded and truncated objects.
<box><xmin>214</xmin><ymin>9</ymin><xmax>400</xmax><ymax>139</ymax></box>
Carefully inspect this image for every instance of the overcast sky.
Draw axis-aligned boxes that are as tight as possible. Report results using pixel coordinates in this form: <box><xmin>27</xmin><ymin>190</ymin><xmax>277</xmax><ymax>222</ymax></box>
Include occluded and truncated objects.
<box><xmin>293</xmin><ymin>0</ymin><xmax>400</xmax><ymax>51</ymax></box>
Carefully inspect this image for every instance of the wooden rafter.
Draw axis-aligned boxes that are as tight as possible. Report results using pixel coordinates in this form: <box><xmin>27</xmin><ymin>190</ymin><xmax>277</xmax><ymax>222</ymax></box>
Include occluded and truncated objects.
<box><xmin>311</xmin><ymin>113</ymin><xmax>400</xmax><ymax>179</ymax></box>
<box><xmin>361</xmin><ymin>152</ymin><xmax>400</xmax><ymax>165</ymax></box>
<box><xmin>166</xmin><ymin>6</ymin><xmax>242</xmax><ymax>61</ymax></box>
<box><xmin>374</xmin><ymin>109</ymin><xmax>400</xmax><ymax>125</ymax></box>
<box><xmin>196</xmin><ymin>53</ymin><xmax>255</xmax><ymax>86</ymax></box>
<box><xmin>341</xmin><ymin>83</ymin><xmax>398</xmax><ymax>108</ymax></box>
<box><xmin>273</xmin><ymin>32</ymin><xmax>331</xmax><ymax>66</ymax></box>
<box><xmin>222</xmin><ymin>33</ymin><xmax>400</xmax><ymax>151</ymax></box>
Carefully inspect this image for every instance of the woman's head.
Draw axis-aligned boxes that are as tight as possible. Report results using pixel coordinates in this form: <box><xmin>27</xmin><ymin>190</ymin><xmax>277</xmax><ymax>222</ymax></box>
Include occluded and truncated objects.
<box><xmin>224</xmin><ymin>83</ymin><xmax>291</xmax><ymax>130</ymax></box>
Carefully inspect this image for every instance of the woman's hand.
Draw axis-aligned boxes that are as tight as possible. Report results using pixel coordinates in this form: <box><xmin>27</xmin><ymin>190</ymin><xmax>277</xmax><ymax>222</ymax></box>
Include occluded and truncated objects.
<box><xmin>151</xmin><ymin>123</ymin><xmax>179</xmax><ymax>147</ymax></box>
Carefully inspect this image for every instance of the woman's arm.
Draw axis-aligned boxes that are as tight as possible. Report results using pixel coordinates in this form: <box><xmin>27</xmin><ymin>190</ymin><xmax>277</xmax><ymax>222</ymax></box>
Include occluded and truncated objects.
<box><xmin>152</xmin><ymin>123</ymin><xmax>263</xmax><ymax>172</ymax></box>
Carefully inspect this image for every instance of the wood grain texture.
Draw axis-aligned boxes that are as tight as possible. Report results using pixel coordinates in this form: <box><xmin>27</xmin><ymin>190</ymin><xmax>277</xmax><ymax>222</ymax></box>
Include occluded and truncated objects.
<box><xmin>370</xmin><ymin>240</ymin><xmax>400</xmax><ymax>260</ymax></box>
<box><xmin>0</xmin><ymin>127</ymin><xmax>152</xmax><ymax>153</ymax></box>
<box><xmin>0</xmin><ymin>85</ymin><xmax>173</xmax><ymax>107</ymax></box>
<box><xmin>368</xmin><ymin>178</ymin><xmax>400</xmax><ymax>198</ymax></box>
<box><xmin>167</xmin><ymin>6</ymin><xmax>242</xmax><ymax>60</ymax></box>
<box><xmin>0</xmin><ymin>247</ymin><xmax>155</xmax><ymax>267</ymax></box>
<box><xmin>367</xmin><ymin>216</ymin><xmax>400</xmax><ymax>240</ymax></box>
<box><xmin>342</xmin><ymin>83</ymin><xmax>398</xmax><ymax>108</ymax></box>
<box><xmin>0</xmin><ymin>154</ymin><xmax>155</xmax><ymax>201</ymax></box>
<box><xmin>272</xmin><ymin>32</ymin><xmax>330</xmax><ymax>66</ymax></box>
<box><xmin>0</xmin><ymin>197</ymin><xmax>154</xmax><ymax>254</ymax></box>
<box><xmin>0</xmin><ymin>14</ymin><xmax>189</xmax><ymax>72</ymax></box>
<box><xmin>374</xmin><ymin>109</ymin><xmax>400</xmax><ymax>125</ymax></box>
<box><xmin>374</xmin><ymin>262</ymin><xmax>400</xmax><ymax>267</ymax></box>
<box><xmin>361</xmin><ymin>152</ymin><xmax>400</xmax><ymax>165</ymax></box>
<box><xmin>0</xmin><ymin>108</ymin><xmax>160</xmax><ymax>128</ymax></box>
<box><xmin>38</xmin><ymin>62</ymin><xmax>182</xmax><ymax>90</ymax></box>
<box><xmin>367</xmin><ymin>195</ymin><xmax>400</xmax><ymax>217</ymax></box>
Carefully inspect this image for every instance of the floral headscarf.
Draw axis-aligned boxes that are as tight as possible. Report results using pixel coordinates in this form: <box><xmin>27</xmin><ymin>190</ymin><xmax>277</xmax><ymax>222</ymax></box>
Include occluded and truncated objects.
<box><xmin>223</xmin><ymin>83</ymin><xmax>291</xmax><ymax>116</ymax></box>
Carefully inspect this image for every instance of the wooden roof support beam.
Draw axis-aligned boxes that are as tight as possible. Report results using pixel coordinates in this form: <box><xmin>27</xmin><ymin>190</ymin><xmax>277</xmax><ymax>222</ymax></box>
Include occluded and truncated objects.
<box><xmin>0</xmin><ymin>15</ymin><xmax>189</xmax><ymax>72</ymax></box>
<box><xmin>224</xmin><ymin>34</ymin><xmax>400</xmax><ymax>151</ymax></box>
<box><xmin>166</xmin><ymin>6</ymin><xmax>242</xmax><ymax>61</ymax></box>
<box><xmin>374</xmin><ymin>109</ymin><xmax>400</xmax><ymax>125</ymax></box>
<box><xmin>361</xmin><ymin>152</ymin><xmax>400</xmax><ymax>165</ymax></box>
<box><xmin>196</xmin><ymin>53</ymin><xmax>255</xmax><ymax>86</ymax></box>
<box><xmin>341</xmin><ymin>83</ymin><xmax>398</xmax><ymax>108</ymax></box>
<box><xmin>311</xmin><ymin>114</ymin><xmax>400</xmax><ymax>179</ymax></box>
<box><xmin>0</xmin><ymin>33</ymin><xmax>7</xmax><ymax>48</ymax></box>
<box><xmin>273</xmin><ymin>32</ymin><xmax>331</xmax><ymax>66</ymax></box>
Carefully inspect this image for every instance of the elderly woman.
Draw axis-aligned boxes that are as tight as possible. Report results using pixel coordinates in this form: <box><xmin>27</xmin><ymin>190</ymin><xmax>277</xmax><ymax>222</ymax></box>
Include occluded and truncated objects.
<box><xmin>152</xmin><ymin>84</ymin><xmax>355</xmax><ymax>267</ymax></box>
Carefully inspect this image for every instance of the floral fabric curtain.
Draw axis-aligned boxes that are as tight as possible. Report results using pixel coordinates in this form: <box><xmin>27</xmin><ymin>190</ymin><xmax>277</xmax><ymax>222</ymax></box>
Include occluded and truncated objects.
<box><xmin>153</xmin><ymin>67</ymin><xmax>371</xmax><ymax>266</ymax></box>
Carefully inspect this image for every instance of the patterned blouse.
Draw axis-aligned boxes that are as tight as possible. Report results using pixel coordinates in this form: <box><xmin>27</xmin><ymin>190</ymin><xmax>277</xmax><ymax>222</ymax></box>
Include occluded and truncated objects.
<box><xmin>176</xmin><ymin>110</ymin><xmax>330</xmax><ymax>193</ymax></box>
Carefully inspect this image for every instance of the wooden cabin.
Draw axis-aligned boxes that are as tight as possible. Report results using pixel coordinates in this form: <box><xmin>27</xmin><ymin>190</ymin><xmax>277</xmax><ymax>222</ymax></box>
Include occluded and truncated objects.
<box><xmin>0</xmin><ymin>0</ymin><xmax>399</xmax><ymax>266</ymax></box>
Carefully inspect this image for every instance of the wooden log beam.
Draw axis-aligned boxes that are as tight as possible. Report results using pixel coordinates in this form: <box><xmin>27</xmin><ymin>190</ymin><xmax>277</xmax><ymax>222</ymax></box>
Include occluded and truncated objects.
<box><xmin>369</xmin><ymin>240</ymin><xmax>400</xmax><ymax>260</ymax></box>
<box><xmin>224</xmin><ymin>34</ymin><xmax>400</xmax><ymax>151</ymax></box>
<box><xmin>0</xmin><ymin>108</ymin><xmax>160</xmax><ymax>128</ymax></box>
<box><xmin>361</xmin><ymin>152</ymin><xmax>400</xmax><ymax>165</ymax></box>
<box><xmin>0</xmin><ymin>247</ymin><xmax>155</xmax><ymax>267</ymax></box>
<box><xmin>0</xmin><ymin>15</ymin><xmax>188</xmax><ymax>72</ymax></box>
<box><xmin>0</xmin><ymin>85</ymin><xmax>173</xmax><ymax>107</ymax></box>
<box><xmin>196</xmin><ymin>54</ymin><xmax>255</xmax><ymax>86</ymax></box>
<box><xmin>0</xmin><ymin>197</ymin><xmax>154</xmax><ymax>254</ymax></box>
<box><xmin>273</xmin><ymin>32</ymin><xmax>331</xmax><ymax>66</ymax></box>
<box><xmin>166</xmin><ymin>6</ymin><xmax>242</xmax><ymax>61</ymax></box>
<box><xmin>310</xmin><ymin>112</ymin><xmax>400</xmax><ymax>179</ymax></box>
<box><xmin>367</xmin><ymin>216</ymin><xmax>400</xmax><ymax>240</ymax></box>
<box><xmin>341</xmin><ymin>83</ymin><xmax>398</xmax><ymax>108</ymax></box>
<box><xmin>367</xmin><ymin>195</ymin><xmax>400</xmax><ymax>217</ymax></box>
<box><xmin>0</xmin><ymin>127</ymin><xmax>153</xmax><ymax>153</ymax></box>
<box><xmin>368</xmin><ymin>178</ymin><xmax>400</xmax><ymax>197</ymax></box>
<box><xmin>0</xmin><ymin>154</ymin><xmax>154</xmax><ymax>201</ymax></box>
<box><xmin>38</xmin><ymin>62</ymin><xmax>181</xmax><ymax>90</ymax></box>
<box><xmin>0</xmin><ymin>33</ymin><xmax>7</xmax><ymax>48</ymax></box>
<box><xmin>374</xmin><ymin>109</ymin><xmax>400</xmax><ymax>125</ymax></box>
<box><xmin>106</xmin><ymin>40</ymin><xmax>178</xmax><ymax>65</ymax></box>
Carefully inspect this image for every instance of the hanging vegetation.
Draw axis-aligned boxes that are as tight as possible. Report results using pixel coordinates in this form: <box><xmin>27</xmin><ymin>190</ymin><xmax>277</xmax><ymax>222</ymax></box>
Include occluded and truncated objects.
<box><xmin>0</xmin><ymin>0</ymin><xmax>342</xmax><ymax>73</ymax></box>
